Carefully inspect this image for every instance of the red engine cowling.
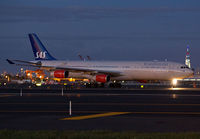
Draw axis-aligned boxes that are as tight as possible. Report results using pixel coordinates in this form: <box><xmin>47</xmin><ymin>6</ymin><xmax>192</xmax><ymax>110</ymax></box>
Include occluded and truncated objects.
<box><xmin>51</xmin><ymin>70</ymin><xmax>69</xmax><ymax>78</ymax></box>
<box><xmin>95</xmin><ymin>74</ymin><xmax>110</xmax><ymax>83</ymax></box>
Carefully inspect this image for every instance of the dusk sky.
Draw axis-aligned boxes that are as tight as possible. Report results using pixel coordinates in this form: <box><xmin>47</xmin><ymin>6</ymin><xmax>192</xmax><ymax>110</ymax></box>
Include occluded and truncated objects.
<box><xmin>0</xmin><ymin>0</ymin><xmax>200</xmax><ymax>72</ymax></box>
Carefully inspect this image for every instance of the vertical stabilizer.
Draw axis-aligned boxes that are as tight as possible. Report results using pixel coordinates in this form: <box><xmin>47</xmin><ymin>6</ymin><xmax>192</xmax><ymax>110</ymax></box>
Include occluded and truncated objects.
<box><xmin>28</xmin><ymin>33</ymin><xmax>56</xmax><ymax>60</ymax></box>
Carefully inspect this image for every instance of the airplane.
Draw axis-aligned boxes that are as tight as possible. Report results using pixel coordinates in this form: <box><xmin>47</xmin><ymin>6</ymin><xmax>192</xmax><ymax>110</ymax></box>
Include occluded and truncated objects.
<box><xmin>7</xmin><ymin>33</ymin><xmax>194</xmax><ymax>87</ymax></box>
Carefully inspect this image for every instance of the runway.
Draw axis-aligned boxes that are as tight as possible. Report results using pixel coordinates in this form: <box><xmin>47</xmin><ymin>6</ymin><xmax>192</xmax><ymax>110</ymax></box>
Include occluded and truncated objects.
<box><xmin>1</xmin><ymin>88</ymin><xmax>200</xmax><ymax>132</ymax></box>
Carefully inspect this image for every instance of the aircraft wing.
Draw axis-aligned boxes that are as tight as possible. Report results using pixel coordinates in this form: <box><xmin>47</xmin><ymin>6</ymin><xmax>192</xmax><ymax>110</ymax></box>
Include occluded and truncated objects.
<box><xmin>55</xmin><ymin>67</ymin><xmax>121</xmax><ymax>77</ymax></box>
<box><xmin>7</xmin><ymin>59</ymin><xmax>122</xmax><ymax>77</ymax></box>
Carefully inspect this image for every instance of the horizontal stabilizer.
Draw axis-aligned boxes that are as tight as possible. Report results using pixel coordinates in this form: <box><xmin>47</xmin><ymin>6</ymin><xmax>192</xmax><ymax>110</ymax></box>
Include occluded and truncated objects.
<box><xmin>6</xmin><ymin>59</ymin><xmax>15</xmax><ymax>64</ymax></box>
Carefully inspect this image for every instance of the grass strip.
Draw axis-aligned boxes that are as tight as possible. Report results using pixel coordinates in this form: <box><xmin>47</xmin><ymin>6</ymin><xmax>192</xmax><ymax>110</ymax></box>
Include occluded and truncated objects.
<box><xmin>1</xmin><ymin>130</ymin><xmax>200</xmax><ymax>139</ymax></box>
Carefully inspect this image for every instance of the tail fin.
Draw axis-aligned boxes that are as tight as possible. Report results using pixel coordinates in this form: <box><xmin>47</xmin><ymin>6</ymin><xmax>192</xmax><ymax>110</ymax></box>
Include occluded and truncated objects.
<box><xmin>28</xmin><ymin>33</ymin><xmax>56</xmax><ymax>60</ymax></box>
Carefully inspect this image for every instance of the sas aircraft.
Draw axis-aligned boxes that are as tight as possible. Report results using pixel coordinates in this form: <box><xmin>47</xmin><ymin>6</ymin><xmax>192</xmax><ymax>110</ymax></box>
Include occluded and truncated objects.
<box><xmin>7</xmin><ymin>33</ymin><xmax>194</xmax><ymax>86</ymax></box>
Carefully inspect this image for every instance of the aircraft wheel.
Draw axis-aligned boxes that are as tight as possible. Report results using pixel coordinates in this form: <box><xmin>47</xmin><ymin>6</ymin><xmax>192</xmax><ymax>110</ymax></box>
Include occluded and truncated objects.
<box><xmin>109</xmin><ymin>83</ymin><xmax>122</xmax><ymax>88</ymax></box>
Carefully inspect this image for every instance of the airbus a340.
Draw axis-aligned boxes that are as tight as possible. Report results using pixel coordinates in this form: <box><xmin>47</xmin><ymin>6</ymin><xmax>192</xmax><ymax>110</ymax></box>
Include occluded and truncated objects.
<box><xmin>7</xmin><ymin>33</ymin><xmax>194</xmax><ymax>86</ymax></box>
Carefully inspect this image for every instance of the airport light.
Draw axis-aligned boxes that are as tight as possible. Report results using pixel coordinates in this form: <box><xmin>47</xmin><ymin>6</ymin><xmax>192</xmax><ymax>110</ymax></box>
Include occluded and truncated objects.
<box><xmin>83</xmin><ymin>79</ymin><xmax>89</xmax><ymax>82</ymax></box>
<box><xmin>7</xmin><ymin>76</ymin><xmax>10</xmax><ymax>82</ymax></box>
<box><xmin>172</xmin><ymin>79</ymin><xmax>177</xmax><ymax>86</ymax></box>
<box><xmin>20</xmin><ymin>68</ymin><xmax>24</xmax><ymax>74</ymax></box>
<box><xmin>69</xmin><ymin>78</ymin><xmax>73</xmax><ymax>82</ymax></box>
<box><xmin>36</xmin><ymin>83</ymin><xmax>42</xmax><ymax>86</ymax></box>
<box><xmin>172</xmin><ymin>94</ymin><xmax>177</xmax><ymax>99</ymax></box>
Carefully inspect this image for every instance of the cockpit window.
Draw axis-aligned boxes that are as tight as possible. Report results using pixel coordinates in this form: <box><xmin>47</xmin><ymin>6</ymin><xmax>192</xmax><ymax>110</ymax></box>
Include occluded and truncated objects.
<box><xmin>181</xmin><ymin>66</ymin><xmax>190</xmax><ymax>69</ymax></box>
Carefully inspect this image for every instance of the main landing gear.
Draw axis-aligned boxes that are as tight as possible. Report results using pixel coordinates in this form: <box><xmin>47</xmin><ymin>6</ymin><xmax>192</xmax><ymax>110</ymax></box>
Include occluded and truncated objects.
<box><xmin>85</xmin><ymin>82</ymin><xmax>105</xmax><ymax>88</ymax></box>
<box><xmin>85</xmin><ymin>82</ymin><xmax>122</xmax><ymax>88</ymax></box>
<box><xmin>109</xmin><ymin>82</ymin><xmax>122</xmax><ymax>88</ymax></box>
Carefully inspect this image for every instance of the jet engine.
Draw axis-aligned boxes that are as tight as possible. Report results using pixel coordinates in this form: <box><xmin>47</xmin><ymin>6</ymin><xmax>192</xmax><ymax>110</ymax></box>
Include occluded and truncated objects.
<box><xmin>95</xmin><ymin>74</ymin><xmax>110</xmax><ymax>83</ymax></box>
<box><xmin>50</xmin><ymin>70</ymin><xmax>69</xmax><ymax>78</ymax></box>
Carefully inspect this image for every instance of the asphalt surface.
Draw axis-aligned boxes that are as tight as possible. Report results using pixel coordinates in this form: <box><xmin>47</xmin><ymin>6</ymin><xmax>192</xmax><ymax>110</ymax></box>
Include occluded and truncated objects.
<box><xmin>1</xmin><ymin>88</ymin><xmax>200</xmax><ymax>132</ymax></box>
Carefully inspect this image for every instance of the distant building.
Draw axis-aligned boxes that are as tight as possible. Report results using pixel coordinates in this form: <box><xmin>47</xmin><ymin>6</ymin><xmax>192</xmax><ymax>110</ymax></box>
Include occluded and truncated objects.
<box><xmin>185</xmin><ymin>44</ymin><xmax>191</xmax><ymax>68</ymax></box>
<box><xmin>195</xmin><ymin>67</ymin><xmax>200</xmax><ymax>76</ymax></box>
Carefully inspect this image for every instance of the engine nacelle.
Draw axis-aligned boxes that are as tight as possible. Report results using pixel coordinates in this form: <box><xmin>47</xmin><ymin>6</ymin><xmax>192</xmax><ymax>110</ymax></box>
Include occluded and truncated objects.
<box><xmin>95</xmin><ymin>74</ymin><xmax>110</xmax><ymax>83</ymax></box>
<box><xmin>50</xmin><ymin>70</ymin><xmax>69</xmax><ymax>78</ymax></box>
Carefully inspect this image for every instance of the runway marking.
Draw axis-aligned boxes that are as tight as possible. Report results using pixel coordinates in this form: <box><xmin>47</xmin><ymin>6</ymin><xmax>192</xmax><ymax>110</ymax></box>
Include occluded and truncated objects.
<box><xmin>131</xmin><ymin>112</ymin><xmax>200</xmax><ymax>115</ymax></box>
<box><xmin>0</xmin><ymin>110</ymin><xmax>113</xmax><ymax>113</ymax></box>
<box><xmin>0</xmin><ymin>103</ymin><xmax>66</xmax><ymax>105</ymax></box>
<box><xmin>2</xmin><ymin>103</ymin><xmax>200</xmax><ymax>106</ymax></box>
<box><xmin>60</xmin><ymin>111</ymin><xmax>200</xmax><ymax>120</ymax></box>
<box><xmin>3</xmin><ymin>93</ymin><xmax>200</xmax><ymax>97</ymax></box>
<box><xmin>60</xmin><ymin>112</ymin><xmax>131</xmax><ymax>120</ymax></box>
<box><xmin>72</xmin><ymin>103</ymin><xmax>200</xmax><ymax>106</ymax></box>
<box><xmin>0</xmin><ymin>95</ymin><xmax>15</xmax><ymax>97</ymax></box>
<box><xmin>0</xmin><ymin>110</ymin><xmax>68</xmax><ymax>113</ymax></box>
<box><xmin>2</xmin><ymin>110</ymin><xmax>200</xmax><ymax>116</ymax></box>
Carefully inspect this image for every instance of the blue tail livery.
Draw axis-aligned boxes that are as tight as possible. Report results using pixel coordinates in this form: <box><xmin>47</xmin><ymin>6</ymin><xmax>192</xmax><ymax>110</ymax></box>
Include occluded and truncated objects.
<box><xmin>28</xmin><ymin>33</ymin><xmax>56</xmax><ymax>60</ymax></box>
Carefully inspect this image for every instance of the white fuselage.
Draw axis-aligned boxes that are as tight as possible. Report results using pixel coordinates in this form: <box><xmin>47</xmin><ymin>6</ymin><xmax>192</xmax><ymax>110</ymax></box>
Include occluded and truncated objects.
<box><xmin>38</xmin><ymin>60</ymin><xmax>194</xmax><ymax>81</ymax></box>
